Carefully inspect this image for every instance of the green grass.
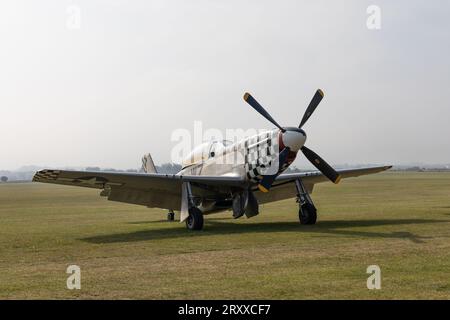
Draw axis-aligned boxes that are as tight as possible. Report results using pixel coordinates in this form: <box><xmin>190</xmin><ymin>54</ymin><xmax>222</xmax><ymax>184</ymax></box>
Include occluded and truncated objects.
<box><xmin>0</xmin><ymin>172</ymin><xmax>449</xmax><ymax>299</ymax></box>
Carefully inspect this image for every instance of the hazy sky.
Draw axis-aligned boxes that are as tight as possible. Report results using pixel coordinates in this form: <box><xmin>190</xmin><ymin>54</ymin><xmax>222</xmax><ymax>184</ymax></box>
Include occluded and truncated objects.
<box><xmin>1</xmin><ymin>0</ymin><xmax>449</xmax><ymax>170</ymax></box>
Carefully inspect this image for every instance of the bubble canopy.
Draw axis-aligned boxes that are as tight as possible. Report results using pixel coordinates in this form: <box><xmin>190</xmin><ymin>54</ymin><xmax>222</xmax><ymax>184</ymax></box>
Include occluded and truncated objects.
<box><xmin>181</xmin><ymin>140</ymin><xmax>232</xmax><ymax>168</ymax></box>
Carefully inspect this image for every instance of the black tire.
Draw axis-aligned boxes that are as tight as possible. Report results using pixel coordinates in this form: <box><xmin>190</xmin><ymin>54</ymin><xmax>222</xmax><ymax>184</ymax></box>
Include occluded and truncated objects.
<box><xmin>186</xmin><ymin>207</ymin><xmax>204</xmax><ymax>230</ymax></box>
<box><xmin>299</xmin><ymin>203</ymin><xmax>317</xmax><ymax>225</ymax></box>
<box><xmin>167</xmin><ymin>211</ymin><xmax>175</xmax><ymax>221</ymax></box>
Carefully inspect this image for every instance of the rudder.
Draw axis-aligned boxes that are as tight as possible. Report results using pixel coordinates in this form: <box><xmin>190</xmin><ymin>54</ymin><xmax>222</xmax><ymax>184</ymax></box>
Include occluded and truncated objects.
<box><xmin>141</xmin><ymin>153</ymin><xmax>157</xmax><ymax>173</ymax></box>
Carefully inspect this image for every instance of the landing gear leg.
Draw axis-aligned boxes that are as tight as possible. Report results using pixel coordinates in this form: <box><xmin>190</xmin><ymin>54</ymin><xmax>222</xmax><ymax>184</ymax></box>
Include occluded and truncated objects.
<box><xmin>295</xmin><ymin>179</ymin><xmax>317</xmax><ymax>225</ymax></box>
<box><xmin>183</xmin><ymin>182</ymin><xmax>204</xmax><ymax>231</ymax></box>
<box><xmin>167</xmin><ymin>210</ymin><xmax>175</xmax><ymax>221</ymax></box>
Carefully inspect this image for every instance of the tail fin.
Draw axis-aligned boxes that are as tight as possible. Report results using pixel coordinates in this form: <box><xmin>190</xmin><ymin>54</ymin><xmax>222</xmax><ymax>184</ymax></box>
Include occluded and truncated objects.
<box><xmin>141</xmin><ymin>153</ymin><xmax>157</xmax><ymax>174</ymax></box>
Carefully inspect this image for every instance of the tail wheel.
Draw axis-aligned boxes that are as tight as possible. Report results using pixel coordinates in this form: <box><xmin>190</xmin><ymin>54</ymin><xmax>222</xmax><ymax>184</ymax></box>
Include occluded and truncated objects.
<box><xmin>186</xmin><ymin>207</ymin><xmax>204</xmax><ymax>230</ymax></box>
<box><xmin>167</xmin><ymin>211</ymin><xmax>175</xmax><ymax>221</ymax></box>
<box><xmin>299</xmin><ymin>203</ymin><xmax>317</xmax><ymax>225</ymax></box>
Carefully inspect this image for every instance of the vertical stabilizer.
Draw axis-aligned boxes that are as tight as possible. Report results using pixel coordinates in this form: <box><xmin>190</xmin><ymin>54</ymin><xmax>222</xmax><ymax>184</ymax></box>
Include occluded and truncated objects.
<box><xmin>141</xmin><ymin>153</ymin><xmax>157</xmax><ymax>174</ymax></box>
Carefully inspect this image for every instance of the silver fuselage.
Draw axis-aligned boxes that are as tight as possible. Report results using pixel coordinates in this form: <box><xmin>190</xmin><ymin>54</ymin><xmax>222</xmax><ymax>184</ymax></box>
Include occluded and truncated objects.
<box><xmin>177</xmin><ymin>128</ymin><xmax>300</xmax><ymax>214</ymax></box>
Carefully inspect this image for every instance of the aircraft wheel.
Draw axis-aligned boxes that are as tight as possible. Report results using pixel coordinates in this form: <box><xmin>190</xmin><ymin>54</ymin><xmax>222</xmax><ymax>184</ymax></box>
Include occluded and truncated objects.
<box><xmin>186</xmin><ymin>207</ymin><xmax>204</xmax><ymax>230</ymax></box>
<box><xmin>167</xmin><ymin>211</ymin><xmax>175</xmax><ymax>221</ymax></box>
<box><xmin>299</xmin><ymin>203</ymin><xmax>317</xmax><ymax>225</ymax></box>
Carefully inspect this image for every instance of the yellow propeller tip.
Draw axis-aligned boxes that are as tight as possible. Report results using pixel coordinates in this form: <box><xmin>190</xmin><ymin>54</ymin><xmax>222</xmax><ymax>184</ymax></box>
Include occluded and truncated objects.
<box><xmin>334</xmin><ymin>175</ymin><xmax>342</xmax><ymax>184</ymax></box>
<box><xmin>258</xmin><ymin>184</ymin><xmax>269</xmax><ymax>193</ymax></box>
<box><xmin>318</xmin><ymin>89</ymin><xmax>324</xmax><ymax>97</ymax></box>
<box><xmin>243</xmin><ymin>92</ymin><xmax>250</xmax><ymax>101</ymax></box>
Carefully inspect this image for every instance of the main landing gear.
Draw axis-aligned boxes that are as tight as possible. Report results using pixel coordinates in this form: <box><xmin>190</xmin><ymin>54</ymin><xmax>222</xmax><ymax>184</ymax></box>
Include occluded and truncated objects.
<box><xmin>186</xmin><ymin>207</ymin><xmax>204</xmax><ymax>230</ymax></box>
<box><xmin>295</xmin><ymin>179</ymin><xmax>317</xmax><ymax>225</ymax></box>
<box><xmin>183</xmin><ymin>182</ymin><xmax>205</xmax><ymax>231</ymax></box>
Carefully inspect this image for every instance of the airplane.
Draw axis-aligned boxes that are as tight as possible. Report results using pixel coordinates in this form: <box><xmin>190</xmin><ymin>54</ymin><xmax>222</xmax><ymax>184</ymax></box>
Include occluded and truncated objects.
<box><xmin>33</xmin><ymin>89</ymin><xmax>391</xmax><ymax>230</ymax></box>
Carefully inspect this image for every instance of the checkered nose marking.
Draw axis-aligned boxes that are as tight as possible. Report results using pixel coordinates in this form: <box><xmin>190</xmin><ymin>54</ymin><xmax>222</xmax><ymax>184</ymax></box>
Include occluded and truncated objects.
<box><xmin>244</xmin><ymin>131</ymin><xmax>285</xmax><ymax>183</ymax></box>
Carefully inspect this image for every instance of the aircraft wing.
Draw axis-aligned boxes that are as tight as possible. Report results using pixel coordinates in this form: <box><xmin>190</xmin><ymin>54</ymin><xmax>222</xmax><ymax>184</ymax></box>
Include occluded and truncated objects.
<box><xmin>255</xmin><ymin>165</ymin><xmax>392</xmax><ymax>204</ymax></box>
<box><xmin>33</xmin><ymin>165</ymin><xmax>391</xmax><ymax>210</ymax></box>
<box><xmin>33</xmin><ymin>169</ymin><xmax>245</xmax><ymax>210</ymax></box>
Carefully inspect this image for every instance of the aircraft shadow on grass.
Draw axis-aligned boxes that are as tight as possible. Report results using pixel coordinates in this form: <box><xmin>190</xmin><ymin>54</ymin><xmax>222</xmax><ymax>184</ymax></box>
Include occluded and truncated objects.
<box><xmin>82</xmin><ymin>217</ymin><xmax>448</xmax><ymax>244</ymax></box>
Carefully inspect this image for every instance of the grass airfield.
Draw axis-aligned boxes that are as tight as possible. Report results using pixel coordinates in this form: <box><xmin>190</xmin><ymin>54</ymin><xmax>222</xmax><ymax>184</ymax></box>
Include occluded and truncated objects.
<box><xmin>0</xmin><ymin>172</ymin><xmax>449</xmax><ymax>299</ymax></box>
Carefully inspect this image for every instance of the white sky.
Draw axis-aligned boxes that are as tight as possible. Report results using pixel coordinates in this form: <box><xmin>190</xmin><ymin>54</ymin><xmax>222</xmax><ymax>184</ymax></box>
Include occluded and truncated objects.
<box><xmin>1</xmin><ymin>0</ymin><xmax>449</xmax><ymax>170</ymax></box>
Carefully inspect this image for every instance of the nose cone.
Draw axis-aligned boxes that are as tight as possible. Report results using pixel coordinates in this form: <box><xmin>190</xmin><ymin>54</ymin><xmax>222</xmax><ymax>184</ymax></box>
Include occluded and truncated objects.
<box><xmin>281</xmin><ymin>128</ymin><xmax>307</xmax><ymax>151</ymax></box>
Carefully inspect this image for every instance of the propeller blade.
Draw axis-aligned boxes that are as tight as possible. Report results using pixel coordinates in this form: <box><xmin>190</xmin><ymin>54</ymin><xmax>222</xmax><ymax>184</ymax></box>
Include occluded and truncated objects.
<box><xmin>299</xmin><ymin>89</ymin><xmax>324</xmax><ymax>128</ymax></box>
<box><xmin>301</xmin><ymin>146</ymin><xmax>341</xmax><ymax>184</ymax></box>
<box><xmin>244</xmin><ymin>93</ymin><xmax>285</xmax><ymax>132</ymax></box>
<box><xmin>258</xmin><ymin>147</ymin><xmax>290</xmax><ymax>192</ymax></box>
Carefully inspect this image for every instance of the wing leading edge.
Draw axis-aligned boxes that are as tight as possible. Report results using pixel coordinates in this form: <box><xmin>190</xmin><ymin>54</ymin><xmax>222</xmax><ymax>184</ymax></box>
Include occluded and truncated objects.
<box><xmin>274</xmin><ymin>165</ymin><xmax>392</xmax><ymax>185</ymax></box>
<box><xmin>255</xmin><ymin>165</ymin><xmax>392</xmax><ymax>204</ymax></box>
<box><xmin>33</xmin><ymin>170</ymin><xmax>245</xmax><ymax>189</ymax></box>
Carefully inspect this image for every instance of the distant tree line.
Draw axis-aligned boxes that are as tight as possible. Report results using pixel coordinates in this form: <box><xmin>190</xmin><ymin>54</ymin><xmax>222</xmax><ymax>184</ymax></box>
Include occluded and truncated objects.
<box><xmin>85</xmin><ymin>163</ymin><xmax>182</xmax><ymax>174</ymax></box>
<box><xmin>85</xmin><ymin>167</ymin><xmax>140</xmax><ymax>173</ymax></box>
<box><xmin>156</xmin><ymin>163</ymin><xmax>182</xmax><ymax>174</ymax></box>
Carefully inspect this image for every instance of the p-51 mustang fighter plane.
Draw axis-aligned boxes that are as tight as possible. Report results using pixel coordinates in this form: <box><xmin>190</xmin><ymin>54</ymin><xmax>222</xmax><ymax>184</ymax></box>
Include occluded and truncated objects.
<box><xmin>34</xmin><ymin>89</ymin><xmax>391</xmax><ymax>230</ymax></box>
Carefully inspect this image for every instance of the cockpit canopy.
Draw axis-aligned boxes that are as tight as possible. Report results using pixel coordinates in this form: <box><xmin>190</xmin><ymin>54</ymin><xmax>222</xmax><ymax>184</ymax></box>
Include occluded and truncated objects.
<box><xmin>182</xmin><ymin>140</ymin><xmax>233</xmax><ymax>168</ymax></box>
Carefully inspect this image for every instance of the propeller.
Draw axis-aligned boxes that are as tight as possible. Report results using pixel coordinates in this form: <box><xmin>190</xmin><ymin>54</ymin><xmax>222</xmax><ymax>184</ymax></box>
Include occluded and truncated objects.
<box><xmin>300</xmin><ymin>146</ymin><xmax>341</xmax><ymax>184</ymax></box>
<box><xmin>243</xmin><ymin>89</ymin><xmax>341</xmax><ymax>191</ymax></box>
<box><xmin>299</xmin><ymin>89</ymin><xmax>324</xmax><ymax>128</ymax></box>
<box><xmin>243</xmin><ymin>93</ymin><xmax>285</xmax><ymax>132</ymax></box>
